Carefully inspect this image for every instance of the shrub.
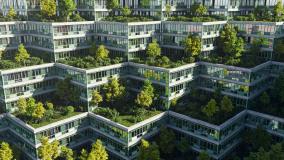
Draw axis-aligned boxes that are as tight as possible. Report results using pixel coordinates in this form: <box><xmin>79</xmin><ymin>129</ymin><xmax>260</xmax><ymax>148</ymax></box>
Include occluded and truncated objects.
<box><xmin>65</xmin><ymin>106</ymin><xmax>74</xmax><ymax>115</ymax></box>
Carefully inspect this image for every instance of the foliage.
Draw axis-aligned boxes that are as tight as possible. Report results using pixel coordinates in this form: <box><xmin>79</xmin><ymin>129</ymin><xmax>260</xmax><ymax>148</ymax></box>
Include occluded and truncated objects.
<box><xmin>121</xmin><ymin>7</ymin><xmax>132</xmax><ymax>17</ymax></box>
<box><xmin>15</xmin><ymin>44</ymin><xmax>30</xmax><ymax>65</ymax></box>
<box><xmin>38</xmin><ymin>137</ymin><xmax>60</xmax><ymax>160</ymax></box>
<box><xmin>89</xmin><ymin>42</ymin><xmax>97</xmax><ymax>56</ymax></box>
<box><xmin>158</xmin><ymin>127</ymin><xmax>175</xmax><ymax>155</ymax></box>
<box><xmin>0</xmin><ymin>51</ymin><xmax>3</xmax><ymax>60</ymax></box>
<box><xmin>220</xmin><ymin>96</ymin><xmax>234</xmax><ymax>113</ymax></box>
<box><xmin>184</xmin><ymin>35</ymin><xmax>202</xmax><ymax>57</ymax></box>
<box><xmin>138</xmin><ymin>139</ymin><xmax>160</xmax><ymax>160</ymax></box>
<box><xmin>106</xmin><ymin>0</ymin><xmax>119</xmax><ymax>13</ymax></box>
<box><xmin>243</xmin><ymin>127</ymin><xmax>272</xmax><ymax>151</ymax></box>
<box><xmin>219</xmin><ymin>24</ymin><xmax>244</xmax><ymax>65</ymax></box>
<box><xmin>40</xmin><ymin>0</ymin><xmax>56</xmax><ymax>18</ymax></box>
<box><xmin>254</xmin><ymin>6</ymin><xmax>272</xmax><ymax>21</ymax></box>
<box><xmin>103</xmin><ymin>78</ymin><xmax>125</xmax><ymax>102</ymax></box>
<box><xmin>190</xmin><ymin>3</ymin><xmax>207</xmax><ymax>16</ymax></box>
<box><xmin>165</xmin><ymin>4</ymin><xmax>171</xmax><ymax>17</ymax></box>
<box><xmin>58</xmin><ymin>0</ymin><xmax>76</xmax><ymax>21</ymax></box>
<box><xmin>103</xmin><ymin>15</ymin><xmax>156</xmax><ymax>22</ymax></box>
<box><xmin>146</xmin><ymin>39</ymin><xmax>161</xmax><ymax>61</ymax></box>
<box><xmin>89</xmin><ymin>140</ymin><xmax>108</xmax><ymax>160</ymax></box>
<box><xmin>202</xmin><ymin>99</ymin><xmax>218</xmax><ymax>118</ymax></box>
<box><xmin>55</xmin><ymin>77</ymin><xmax>80</xmax><ymax>106</ymax></box>
<box><xmin>273</xmin><ymin>1</ymin><xmax>284</xmax><ymax>22</ymax></box>
<box><xmin>91</xmin><ymin>90</ymin><xmax>103</xmax><ymax>106</ymax></box>
<box><xmin>70</xmin><ymin>13</ymin><xmax>85</xmax><ymax>21</ymax></box>
<box><xmin>135</xmin><ymin>80</ymin><xmax>155</xmax><ymax>108</ymax></box>
<box><xmin>0</xmin><ymin>142</ymin><xmax>13</xmax><ymax>160</ymax></box>
<box><xmin>250</xmin><ymin>38</ymin><xmax>269</xmax><ymax>56</ymax></box>
<box><xmin>17</xmin><ymin>97</ymin><xmax>27</xmax><ymax>114</ymax></box>
<box><xmin>79</xmin><ymin>149</ymin><xmax>88</xmax><ymax>160</ymax></box>
<box><xmin>244</xmin><ymin>142</ymin><xmax>284</xmax><ymax>160</ymax></box>
<box><xmin>140</xmin><ymin>0</ymin><xmax>150</xmax><ymax>8</ymax></box>
<box><xmin>274</xmin><ymin>39</ymin><xmax>284</xmax><ymax>61</ymax></box>
<box><xmin>7</xmin><ymin>7</ymin><xmax>16</xmax><ymax>20</ymax></box>
<box><xmin>95</xmin><ymin>45</ymin><xmax>109</xmax><ymax>61</ymax></box>
<box><xmin>65</xmin><ymin>106</ymin><xmax>75</xmax><ymax>115</ymax></box>
<box><xmin>198</xmin><ymin>151</ymin><xmax>210</xmax><ymax>160</ymax></box>
<box><xmin>177</xmin><ymin>137</ymin><xmax>190</xmax><ymax>154</ymax></box>
<box><xmin>271</xmin><ymin>74</ymin><xmax>284</xmax><ymax>104</ymax></box>
<box><xmin>32</xmin><ymin>102</ymin><xmax>46</xmax><ymax>120</ymax></box>
<box><xmin>60</xmin><ymin>146</ymin><xmax>73</xmax><ymax>160</ymax></box>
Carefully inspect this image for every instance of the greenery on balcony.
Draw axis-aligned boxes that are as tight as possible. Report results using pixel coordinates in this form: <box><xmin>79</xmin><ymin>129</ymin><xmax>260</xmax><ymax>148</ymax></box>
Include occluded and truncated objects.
<box><xmin>0</xmin><ymin>44</ymin><xmax>43</xmax><ymax>70</ymax></box>
<box><xmin>251</xmin><ymin>74</ymin><xmax>284</xmax><ymax>117</ymax></box>
<box><xmin>103</xmin><ymin>15</ymin><xmax>157</xmax><ymax>22</ymax></box>
<box><xmin>92</xmin><ymin>78</ymin><xmax>162</xmax><ymax>127</ymax></box>
<box><xmin>14</xmin><ymin>97</ymin><xmax>82</xmax><ymax>128</ymax></box>
<box><xmin>170</xmin><ymin>89</ymin><xmax>242</xmax><ymax>125</ymax></box>
<box><xmin>233</xmin><ymin>1</ymin><xmax>284</xmax><ymax>22</ymax></box>
<box><xmin>58</xmin><ymin>44</ymin><xmax>123</xmax><ymax>69</ymax></box>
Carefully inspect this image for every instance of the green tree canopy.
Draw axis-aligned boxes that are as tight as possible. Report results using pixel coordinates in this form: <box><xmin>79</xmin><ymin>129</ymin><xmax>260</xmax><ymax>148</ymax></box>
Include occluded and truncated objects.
<box><xmin>106</xmin><ymin>0</ymin><xmax>119</xmax><ymax>14</ymax></box>
<box><xmin>190</xmin><ymin>3</ymin><xmax>207</xmax><ymax>16</ymax></box>
<box><xmin>135</xmin><ymin>80</ymin><xmax>155</xmax><ymax>108</ymax></box>
<box><xmin>0</xmin><ymin>142</ymin><xmax>13</xmax><ymax>160</ymax></box>
<box><xmin>91</xmin><ymin>90</ymin><xmax>103</xmax><ymax>106</ymax></box>
<box><xmin>219</xmin><ymin>24</ymin><xmax>244</xmax><ymax>65</ymax></box>
<box><xmin>273</xmin><ymin>0</ymin><xmax>284</xmax><ymax>21</ymax></box>
<box><xmin>198</xmin><ymin>151</ymin><xmax>210</xmax><ymax>160</ymax></box>
<box><xmin>60</xmin><ymin>146</ymin><xmax>73</xmax><ymax>160</ymax></box>
<box><xmin>58</xmin><ymin>0</ymin><xmax>76</xmax><ymax>21</ymax></box>
<box><xmin>7</xmin><ymin>7</ymin><xmax>16</xmax><ymax>20</ymax></box>
<box><xmin>55</xmin><ymin>77</ymin><xmax>80</xmax><ymax>106</ymax></box>
<box><xmin>40</xmin><ymin>0</ymin><xmax>56</xmax><ymax>18</ymax></box>
<box><xmin>146</xmin><ymin>39</ymin><xmax>161</xmax><ymax>61</ymax></box>
<box><xmin>15</xmin><ymin>44</ymin><xmax>30</xmax><ymax>65</ymax></box>
<box><xmin>103</xmin><ymin>78</ymin><xmax>125</xmax><ymax>103</ymax></box>
<box><xmin>220</xmin><ymin>96</ymin><xmax>234</xmax><ymax>113</ymax></box>
<box><xmin>17</xmin><ymin>97</ymin><xmax>27</xmax><ymax>114</ymax></box>
<box><xmin>165</xmin><ymin>4</ymin><xmax>171</xmax><ymax>17</ymax></box>
<box><xmin>32</xmin><ymin>102</ymin><xmax>46</xmax><ymax>120</ymax></box>
<box><xmin>38</xmin><ymin>137</ymin><xmax>60</xmax><ymax>160</ymax></box>
<box><xmin>158</xmin><ymin>127</ymin><xmax>175</xmax><ymax>155</ymax></box>
<box><xmin>88</xmin><ymin>140</ymin><xmax>108</xmax><ymax>160</ymax></box>
<box><xmin>140</xmin><ymin>0</ymin><xmax>150</xmax><ymax>8</ymax></box>
<box><xmin>138</xmin><ymin>139</ymin><xmax>160</xmax><ymax>160</ymax></box>
<box><xmin>26</xmin><ymin>98</ymin><xmax>36</xmax><ymax>117</ymax></box>
<box><xmin>202</xmin><ymin>99</ymin><xmax>218</xmax><ymax>118</ymax></box>
<box><xmin>79</xmin><ymin>149</ymin><xmax>88</xmax><ymax>160</ymax></box>
<box><xmin>95</xmin><ymin>45</ymin><xmax>109</xmax><ymax>61</ymax></box>
<box><xmin>250</xmin><ymin>37</ymin><xmax>269</xmax><ymax>56</ymax></box>
<box><xmin>121</xmin><ymin>7</ymin><xmax>131</xmax><ymax>17</ymax></box>
<box><xmin>184</xmin><ymin>35</ymin><xmax>202</xmax><ymax>57</ymax></box>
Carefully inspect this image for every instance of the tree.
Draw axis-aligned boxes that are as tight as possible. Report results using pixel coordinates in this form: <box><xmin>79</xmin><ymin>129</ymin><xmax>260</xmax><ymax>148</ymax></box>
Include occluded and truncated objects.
<box><xmin>198</xmin><ymin>151</ymin><xmax>210</xmax><ymax>160</ymax></box>
<box><xmin>219</xmin><ymin>24</ymin><xmax>244</xmax><ymax>65</ymax></box>
<box><xmin>138</xmin><ymin>139</ymin><xmax>160</xmax><ymax>160</ymax></box>
<box><xmin>91</xmin><ymin>90</ymin><xmax>103</xmax><ymax>106</ymax></box>
<box><xmin>135</xmin><ymin>80</ymin><xmax>155</xmax><ymax>108</ymax></box>
<box><xmin>259</xmin><ymin>92</ymin><xmax>270</xmax><ymax>106</ymax></box>
<box><xmin>89</xmin><ymin>140</ymin><xmax>108</xmax><ymax>160</ymax></box>
<box><xmin>106</xmin><ymin>0</ymin><xmax>119</xmax><ymax>14</ymax></box>
<box><xmin>103</xmin><ymin>78</ymin><xmax>125</xmax><ymax>103</ymax></box>
<box><xmin>158</xmin><ymin>127</ymin><xmax>175</xmax><ymax>155</ymax></box>
<box><xmin>55</xmin><ymin>77</ymin><xmax>80</xmax><ymax>105</ymax></box>
<box><xmin>140</xmin><ymin>0</ymin><xmax>150</xmax><ymax>8</ymax></box>
<box><xmin>7</xmin><ymin>7</ymin><xmax>16</xmax><ymax>20</ymax></box>
<box><xmin>245</xmin><ymin>147</ymin><xmax>270</xmax><ymax>160</ymax></box>
<box><xmin>40</xmin><ymin>0</ymin><xmax>56</xmax><ymax>19</ymax></box>
<box><xmin>250</xmin><ymin>38</ymin><xmax>269</xmax><ymax>56</ymax></box>
<box><xmin>89</xmin><ymin>42</ymin><xmax>97</xmax><ymax>56</ymax></box>
<box><xmin>220</xmin><ymin>96</ymin><xmax>234</xmax><ymax>113</ymax></box>
<box><xmin>273</xmin><ymin>0</ymin><xmax>284</xmax><ymax>22</ymax></box>
<box><xmin>58</xmin><ymin>0</ymin><xmax>76</xmax><ymax>21</ymax></box>
<box><xmin>0</xmin><ymin>51</ymin><xmax>3</xmax><ymax>60</ymax></box>
<box><xmin>177</xmin><ymin>137</ymin><xmax>190</xmax><ymax>154</ymax></box>
<box><xmin>202</xmin><ymin>99</ymin><xmax>218</xmax><ymax>118</ymax></box>
<box><xmin>271</xmin><ymin>74</ymin><xmax>284</xmax><ymax>103</ymax></box>
<box><xmin>17</xmin><ymin>97</ymin><xmax>27</xmax><ymax>114</ymax></box>
<box><xmin>184</xmin><ymin>35</ymin><xmax>202</xmax><ymax>57</ymax></box>
<box><xmin>32</xmin><ymin>102</ymin><xmax>46</xmax><ymax>120</ymax></box>
<box><xmin>79</xmin><ymin>149</ymin><xmax>88</xmax><ymax>160</ymax></box>
<box><xmin>121</xmin><ymin>7</ymin><xmax>131</xmax><ymax>17</ymax></box>
<box><xmin>60</xmin><ymin>146</ymin><xmax>73</xmax><ymax>160</ymax></box>
<box><xmin>191</xmin><ymin>3</ymin><xmax>207</xmax><ymax>16</ymax></box>
<box><xmin>243</xmin><ymin>127</ymin><xmax>272</xmax><ymax>151</ymax></box>
<box><xmin>269</xmin><ymin>143</ymin><xmax>284</xmax><ymax>160</ymax></box>
<box><xmin>38</xmin><ymin>137</ymin><xmax>60</xmax><ymax>160</ymax></box>
<box><xmin>26</xmin><ymin>98</ymin><xmax>36</xmax><ymax>117</ymax></box>
<box><xmin>165</xmin><ymin>4</ymin><xmax>171</xmax><ymax>17</ymax></box>
<box><xmin>274</xmin><ymin>39</ymin><xmax>284</xmax><ymax>61</ymax></box>
<box><xmin>15</xmin><ymin>44</ymin><xmax>30</xmax><ymax>65</ymax></box>
<box><xmin>146</xmin><ymin>39</ymin><xmax>161</xmax><ymax>62</ymax></box>
<box><xmin>95</xmin><ymin>45</ymin><xmax>109</xmax><ymax>61</ymax></box>
<box><xmin>0</xmin><ymin>142</ymin><xmax>13</xmax><ymax>160</ymax></box>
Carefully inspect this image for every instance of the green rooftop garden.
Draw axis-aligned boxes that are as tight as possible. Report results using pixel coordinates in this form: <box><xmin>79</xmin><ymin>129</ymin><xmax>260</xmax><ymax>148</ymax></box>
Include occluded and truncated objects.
<box><xmin>167</xmin><ymin>15</ymin><xmax>226</xmax><ymax>22</ymax></box>
<box><xmin>233</xmin><ymin>2</ymin><xmax>284</xmax><ymax>22</ymax></box>
<box><xmin>103</xmin><ymin>15</ymin><xmax>157</xmax><ymax>22</ymax></box>
<box><xmin>0</xmin><ymin>44</ymin><xmax>44</xmax><ymax>70</ymax></box>
<box><xmin>57</xmin><ymin>44</ymin><xmax>123</xmax><ymax>69</ymax></box>
<box><xmin>92</xmin><ymin>78</ymin><xmax>162</xmax><ymax>127</ymax></box>
<box><xmin>170</xmin><ymin>89</ymin><xmax>243</xmax><ymax>125</ymax></box>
